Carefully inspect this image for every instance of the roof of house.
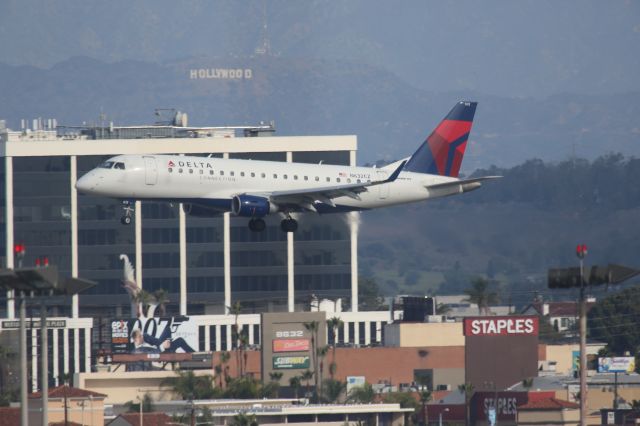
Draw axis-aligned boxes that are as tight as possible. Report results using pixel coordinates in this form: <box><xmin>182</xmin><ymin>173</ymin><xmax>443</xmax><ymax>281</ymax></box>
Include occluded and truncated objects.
<box><xmin>108</xmin><ymin>412</ymin><xmax>177</xmax><ymax>426</ymax></box>
<box><xmin>0</xmin><ymin>407</ymin><xmax>20</xmax><ymax>426</ymax></box>
<box><xmin>518</xmin><ymin>397</ymin><xmax>579</xmax><ymax>410</ymax></box>
<box><xmin>523</xmin><ymin>301</ymin><xmax>595</xmax><ymax>317</ymax></box>
<box><xmin>30</xmin><ymin>385</ymin><xmax>107</xmax><ymax>399</ymax></box>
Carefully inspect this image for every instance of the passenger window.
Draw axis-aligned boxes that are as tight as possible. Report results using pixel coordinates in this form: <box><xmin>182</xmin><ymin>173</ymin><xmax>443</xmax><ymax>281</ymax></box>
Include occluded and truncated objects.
<box><xmin>240</xmin><ymin>172</ymin><xmax>245</xmax><ymax>177</ymax></box>
<box><xmin>199</xmin><ymin>169</ymin><xmax>203</xmax><ymax>175</ymax></box>
<box><xmin>283</xmin><ymin>174</ymin><xmax>288</xmax><ymax>179</ymax></box>
<box><xmin>347</xmin><ymin>178</ymin><xmax>351</xmax><ymax>183</ymax></box>
<box><xmin>357</xmin><ymin>179</ymin><xmax>361</xmax><ymax>183</ymax></box>
<box><xmin>326</xmin><ymin>177</ymin><xmax>330</xmax><ymax>182</ymax></box>
<box><xmin>210</xmin><ymin>170</ymin><xmax>214</xmax><ymax>175</ymax></box>
<box><xmin>315</xmin><ymin>177</ymin><xmax>320</xmax><ymax>181</ymax></box>
<box><xmin>189</xmin><ymin>169</ymin><xmax>194</xmax><ymax>174</ymax></box>
<box><xmin>168</xmin><ymin>168</ymin><xmax>173</xmax><ymax>173</ymax></box>
<box><xmin>179</xmin><ymin>168</ymin><xmax>183</xmax><ymax>173</ymax></box>
<box><xmin>261</xmin><ymin>173</ymin><xmax>266</xmax><ymax>178</ymax></box>
<box><xmin>294</xmin><ymin>175</ymin><xmax>298</xmax><ymax>180</ymax></box>
<box><xmin>251</xmin><ymin>172</ymin><xmax>255</xmax><ymax>177</ymax></box>
<box><xmin>230</xmin><ymin>171</ymin><xmax>235</xmax><ymax>176</ymax></box>
<box><xmin>304</xmin><ymin>176</ymin><xmax>308</xmax><ymax>181</ymax></box>
<box><xmin>336</xmin><ymin>178</ymin><xmax>341</xmax><ymax>183</ymax></box>
<box><xmin>220</xmin><ymin>171</ymin><xmax>224</xmax><ymax>176</ymax></box>
<box><xmin>273</xmin><ymin>174</ymin><xmax>277</xmax><ymax>179</ymax></box>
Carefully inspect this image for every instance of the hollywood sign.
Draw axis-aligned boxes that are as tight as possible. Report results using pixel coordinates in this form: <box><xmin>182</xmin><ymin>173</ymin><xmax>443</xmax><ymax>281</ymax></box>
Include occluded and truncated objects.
<box><xmin>190</xmin><ymin>68</ymin><xmax>253</xmax><ymax>80</ymax></box>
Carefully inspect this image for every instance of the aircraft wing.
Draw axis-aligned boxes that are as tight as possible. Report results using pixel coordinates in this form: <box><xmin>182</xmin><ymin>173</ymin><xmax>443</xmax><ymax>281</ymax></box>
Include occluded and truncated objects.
<box><xmin>248</xmin><ymin>160</ymin><xmax>406</xmax><ymax>210</ymax></box>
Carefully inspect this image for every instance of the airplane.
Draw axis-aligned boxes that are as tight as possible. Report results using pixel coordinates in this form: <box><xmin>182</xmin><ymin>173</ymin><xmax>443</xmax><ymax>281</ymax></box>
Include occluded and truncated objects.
<box><xmin>76</xmin><ymin>101</ymin><xmax>500</xmax><ymax>232</ymax></box>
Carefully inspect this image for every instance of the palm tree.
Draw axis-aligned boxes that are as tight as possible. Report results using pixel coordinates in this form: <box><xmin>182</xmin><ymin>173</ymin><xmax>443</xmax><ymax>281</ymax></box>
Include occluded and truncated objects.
<box><xmin>301</xmin><ymin>370</ymin><xmax>314</xmax><ymax>399</ymax></box>
<box><xmin>269</xmin><ymin>372</ymin><xmax>283</xmax><ymax>398</ymax></box>
<box><xmin>153</xmin><ymin>289</ymin><xmax>170</xmax><ymax>317</ymax></box>
<box><xmin>463</xmin><ymin>277</ymin><xmax>499</xmax><ymax>315</ymax></box>
<box><xmin>326</xmin><ymin>317</ymin><xmax>343</xmax><ymax>379</ymax></box>
<box><xmin>458</xmin><ymin>382</ymin><xmax>474</xmax><ymax>426</ymax></box>
<box><xmin>133</xmin><ymin>289</ymin><xmax>153</xmax><ymax>318</ymax></box>
<box><xmin>436</xmin><ymin>303</ymin><xmax>452</xmax><ymax>316</ymax></box>
<box><xmin>317</xmin><ymin>345</ymin><xmax>329</xmax><ymax>399</ymax></box>
<box><xmin>220</xmin><ymin>351</ymin><xmax>231</xmax><ymax>387</ymax></box>
<box><xmin>161</xmin><ymin>370</ymin><xmax>215</xmax><ymax>400</ymax></box>
<box><xmin>289</xmin><ymin>375</ymin><xmax>302</xmax><ymax>399</ymax></box>
<box><xmin>228</xmin><ymin>302</ymin><xmax>244</xmax><ymax>377</ymax></box>
<box><xmin>230</xmin><ymin>413</ymin><xmax>258</xmax><ymax>426</ymax></box>
<box><xmin>322</xmin><ymin>379</ymin><xmax>346</xmax><ymax>403</ymax></box>
<box><xmin>419</xmin><ymin>390</ymin><xmax>432</xmax><ymax>425</ymax></box>
<box><xmin>303</xmin><ymin>321</ymin><xmax>320</xmax><ymax>399</ymax></box>
<box><xmin>347</xmin><ymin>382</ymin><xmax>375</xmax><ymax>404</ymax></box>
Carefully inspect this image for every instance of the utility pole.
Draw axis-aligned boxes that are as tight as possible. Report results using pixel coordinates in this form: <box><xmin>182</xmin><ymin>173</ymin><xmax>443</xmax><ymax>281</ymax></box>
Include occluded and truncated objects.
<box><xmin>576</xmin><ymin>244</ymin><xmax>588</xmax><ymax>426</ymax></box>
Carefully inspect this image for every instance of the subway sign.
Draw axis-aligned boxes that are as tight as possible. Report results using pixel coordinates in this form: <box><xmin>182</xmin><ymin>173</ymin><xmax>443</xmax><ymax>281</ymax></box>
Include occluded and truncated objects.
<box><xmin>273</xmin><ymin>355</ymin><xmax>310</xmax><ymax>369</ymax></box>
<box><xmin>464</xmin><ymin>316</ymin><xmax>539</xmax><ymax>336</ymax></box>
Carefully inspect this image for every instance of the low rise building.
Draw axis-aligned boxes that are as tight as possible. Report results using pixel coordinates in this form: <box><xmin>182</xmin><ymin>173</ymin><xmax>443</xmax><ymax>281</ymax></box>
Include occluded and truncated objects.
<box><xmin>516</xmin><ymin>397</ymin><xmax>580</xmax><ymax>426</ymax></box>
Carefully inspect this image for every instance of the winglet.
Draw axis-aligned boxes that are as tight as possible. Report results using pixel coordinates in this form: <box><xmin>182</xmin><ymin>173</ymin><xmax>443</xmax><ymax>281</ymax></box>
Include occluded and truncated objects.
<box><xmin>384</xmin><ymin>160</ymin><xmax>406</xmax><ymax>183</ymax></box>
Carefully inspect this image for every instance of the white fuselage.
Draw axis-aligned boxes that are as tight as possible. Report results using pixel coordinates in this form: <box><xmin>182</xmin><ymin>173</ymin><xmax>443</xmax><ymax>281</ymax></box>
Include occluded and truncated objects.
<box><xmin>76</xmin><ymin>154</ymin><xmax>461</xmax><ymax>213</ymax></box>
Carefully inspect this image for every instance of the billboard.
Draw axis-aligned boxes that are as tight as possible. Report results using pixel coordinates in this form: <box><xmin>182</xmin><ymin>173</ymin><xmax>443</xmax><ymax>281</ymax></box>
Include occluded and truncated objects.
<box><xmin>110</xmin><ymin>317</ymin><xmax>198</xmax><ymax>354</ymax></box>
<box><xmin>273</xmin><ymin>355</ymin><xmax>310</xmax><ymax>369</ymax></box>
<box><xmin>598</xmin><ymin>357</ymin><xmax>635</xmax><ymax>373</ymax></box>
<box><xmin>273</xmin><ymin>339</ymin><xmax>310</xmax><ymax>353</ymax></box>
<box><xmin>464</xmin><ymin>316</ymin><xmax>539</xmax><ymax>336</ymax></box>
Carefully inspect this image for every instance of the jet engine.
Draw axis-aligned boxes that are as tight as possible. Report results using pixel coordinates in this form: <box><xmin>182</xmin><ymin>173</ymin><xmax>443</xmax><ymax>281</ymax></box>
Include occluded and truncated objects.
<box><xmin>231</xmin><ymin>195</ymin><xmax>276</xmax><ymax>217</ymax></box>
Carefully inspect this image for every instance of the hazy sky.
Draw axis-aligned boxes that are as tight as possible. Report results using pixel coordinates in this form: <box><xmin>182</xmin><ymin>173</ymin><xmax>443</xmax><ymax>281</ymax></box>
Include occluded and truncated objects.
<box><xmin>1</xmin><ymin>0</ymin><xmax>638</xmax><ymax>97</ymax></box>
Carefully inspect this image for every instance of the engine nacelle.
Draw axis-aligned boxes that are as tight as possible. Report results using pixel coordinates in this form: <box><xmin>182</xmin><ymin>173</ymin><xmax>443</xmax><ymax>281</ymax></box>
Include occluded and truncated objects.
<box><xmin>182</xmin><ymin>203</ymin><xmax>223</xmax><ymax>218</ymax></box>
<box><xmin>231</xmin><ymin>194</ymin><xmax>275</xmax><ymax>218</ymax></box>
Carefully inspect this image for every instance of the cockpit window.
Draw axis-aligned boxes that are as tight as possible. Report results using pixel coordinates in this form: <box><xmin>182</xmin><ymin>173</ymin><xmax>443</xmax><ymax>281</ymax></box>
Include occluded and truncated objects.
<box><xmin>99</xmin><ymin>161</ymin><xmax>114</xmax><ymax>169</ymax></box>
<box><xmin>114</xmin><ymin>162</ymin><xmax>126</xmax><ymax>170</ymax></box>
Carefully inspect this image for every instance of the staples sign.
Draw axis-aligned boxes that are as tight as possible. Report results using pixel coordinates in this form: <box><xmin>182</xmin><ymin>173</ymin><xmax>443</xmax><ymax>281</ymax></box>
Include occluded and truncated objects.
<box><xmin>464</xmin><ymin>316</ymin><xmax>538</xmax><ymax>336</ymax></box>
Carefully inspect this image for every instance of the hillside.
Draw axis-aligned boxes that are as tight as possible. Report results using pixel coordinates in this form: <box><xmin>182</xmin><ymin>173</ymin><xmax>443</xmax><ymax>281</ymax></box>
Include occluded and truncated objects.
<box><xmin>359</xmin><ymin>154</ymin><xmax>640</xmax><ymax>305</ymax></box>
<box><xmin>1</xmin><ymin>56</ymin><xmax>639</xmax><ymax>168</ymax></box>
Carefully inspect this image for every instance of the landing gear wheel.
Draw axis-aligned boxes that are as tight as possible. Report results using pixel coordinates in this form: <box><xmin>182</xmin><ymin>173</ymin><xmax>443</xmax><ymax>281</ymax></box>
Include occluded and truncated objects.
<box><xmin>248</xmin><ymin>218</ymin><xmax>266</xmax><ymax>232</ymax></box>
<box><xmin>120</xmin><ymin>201</ymin><xmax>135</xmax><ymax>226</ymax></box>
<box><xmin>280</xmin><ymin>218</ymin><xmax>298</xmax><ymax>233</ymax></box>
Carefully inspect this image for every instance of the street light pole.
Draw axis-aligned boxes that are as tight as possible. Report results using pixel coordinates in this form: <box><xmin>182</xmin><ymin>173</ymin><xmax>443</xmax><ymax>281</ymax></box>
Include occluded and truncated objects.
<box><xmin>576</xmin><ymin>244</ymin><xmax>588</xmax><ymax>426</ymax></box>
<box><xmin>19</xmin><ymin>293</ymin><xmax>28</xmax><ymax>426</ymax></box>
<box><xmin>40</xmin><ymin>298</ymin><xmax>48</xmax><ymax>426</ymax></box>
<box><xmin>439</xmin><ymin>408</ymin><xmax>450</xmax><ymax>426</ymax></box>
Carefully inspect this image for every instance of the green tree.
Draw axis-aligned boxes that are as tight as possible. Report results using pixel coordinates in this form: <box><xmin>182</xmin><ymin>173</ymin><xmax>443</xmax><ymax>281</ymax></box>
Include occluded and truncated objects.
<box><xmin>435</xmin><ymin>303</ymin><xmax>451</xmax><ymax>315</ymax></box>
<box><xmin>303</xmin><ymin>320</ymin><xmax>320</xmax><ymax>400</ymax></box>
<box><xmin>161</xmin><ymin>370</ymin><xmax>216</xmax><ymax>400</ymax></box>
<box><xmin>322</xmin><ymin>379</ymin><xmax>346</xmax><ymax>403</ymax></box>
<box><xmin>588</xmin><ymin>287</ymin><xmax>640</xmax><ymax>356</ymax></box>
<box><xmin>289</xmin><ymin>375</ymin><xmax>302</xmax><ymax>399</ymax></box>
<box><xmin>347</xmin><ymin>382</ymin><xmax>375</xmax><ymax>404</ymax></box>
<box><xmin>383</xmin><ymin>392</ymin><xmax>420</xmax><ymax>424</ymax></box>
<box><xmin>230</xmin><ymin>413</ymin><xmax>258</xmax><ymax>426</ymax></box>
<box><xmin>224</xmin><ymin>376</ymin><xmax>261</xmax><ymax>399</ymax></box>
<box><xmin>268</xmin><ymin>372</ymin><xmax>283</xmax><ymax>398</ymax></box>
<box><xmin>419</xmin><ymin>390</ymin><xmax>432</xmax><ymax>425</ymax></box>
<box><xmin>463</xmin><ymin>277</ymin><xmax>499</xmax><ymax>315</ymax></box>
<box><xmin>327</xmin><ymin>317</ymin><xmax>344</xmax><ymax>379</ymax></box>
<box><xmin>359</xmin><ymin>277</ymin><xmax>383</xmax><ymax>310</ymax></box>
<box><xmin>458</xmin><ymin>383</ymin><xmax>474</xmax><ymax>426</ymax></box>
<box><xmin>301</xmin><ymin>370</ymin><xmax>314</xmax><ymax>399</ymax></box>
<box><xmin>125</xmin><ymin>392</ymin><xmax>154</xmax><ymax>413</ymax></box>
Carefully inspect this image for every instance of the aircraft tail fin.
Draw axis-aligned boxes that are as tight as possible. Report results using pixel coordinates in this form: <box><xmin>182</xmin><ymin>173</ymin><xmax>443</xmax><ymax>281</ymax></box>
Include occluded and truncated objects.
<box><xmin>403</xmin><ymin>101</ymin><xmax>477</xmax><ymax>177</ymax></box>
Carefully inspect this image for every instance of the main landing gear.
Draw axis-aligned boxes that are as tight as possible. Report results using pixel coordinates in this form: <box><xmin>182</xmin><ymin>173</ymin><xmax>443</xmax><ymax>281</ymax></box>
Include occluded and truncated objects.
<box><xmin>247</xmin><ymin>216</ymin><xmax>299</xmax><ymax>233</ymax></box>
<box><xmin>121</xmin><ymin>201</ymin><xmax>134</xmax><ymax>225</ymax></box>
<box><xmin>248</xmin><ymin>218</ymin><xmax>266</xmax><ymax>232</ymax></box>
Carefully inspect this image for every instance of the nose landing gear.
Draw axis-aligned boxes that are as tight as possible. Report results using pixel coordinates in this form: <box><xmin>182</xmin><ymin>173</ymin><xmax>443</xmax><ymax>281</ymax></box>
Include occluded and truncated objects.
<box><xmin>121</xmin><ymin>201</ymin><xmax>134</xmax><ymax>225</ymax></box>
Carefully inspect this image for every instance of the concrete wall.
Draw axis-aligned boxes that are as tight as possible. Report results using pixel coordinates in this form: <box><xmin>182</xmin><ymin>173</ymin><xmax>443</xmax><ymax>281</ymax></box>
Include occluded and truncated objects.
<box><xmin>332</xmin><ymin>346</ymin><xmax>464</xmax><ymax>386</ymax></box>
<box><xmin>384</xmin><ymin>322</ymin><xmax>464</xmax><ymax>347</ymax></box>
<box><xmin>517</xmin><ymin>408</ymin><xmax>580</xmax><ymax>425</ymax></box>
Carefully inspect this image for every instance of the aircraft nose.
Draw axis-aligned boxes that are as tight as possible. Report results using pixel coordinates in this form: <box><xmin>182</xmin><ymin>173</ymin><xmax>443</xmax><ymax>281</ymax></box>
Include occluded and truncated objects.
<box><xmin>75</xmin><ymin>173</ymin><xmax>97</xmax><ymax>193</ymax></box>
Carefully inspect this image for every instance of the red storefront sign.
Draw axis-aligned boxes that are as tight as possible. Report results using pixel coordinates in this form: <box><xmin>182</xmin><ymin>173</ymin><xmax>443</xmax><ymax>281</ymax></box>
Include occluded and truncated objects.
<box><xmin>273</xmin><ymin>339</ymin><xmax>310</xmax><ymax>353</ymax></box>
<box><xmin>464</xmin><ymin>316</ymin><xmax>539</xmax><ymax>336</ymax></box>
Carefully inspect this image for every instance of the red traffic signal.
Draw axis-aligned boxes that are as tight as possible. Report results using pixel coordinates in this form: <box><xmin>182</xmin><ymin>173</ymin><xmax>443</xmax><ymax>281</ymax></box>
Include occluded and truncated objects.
<box><xmin>14</xmin><ymin>243</ymin><xmax>25</xmax><ymax>255</ymax></box>
<box><xmin>575</xmin><ymin>244</ymin><xmax>588</xmax><ymax>259</ymax></box>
